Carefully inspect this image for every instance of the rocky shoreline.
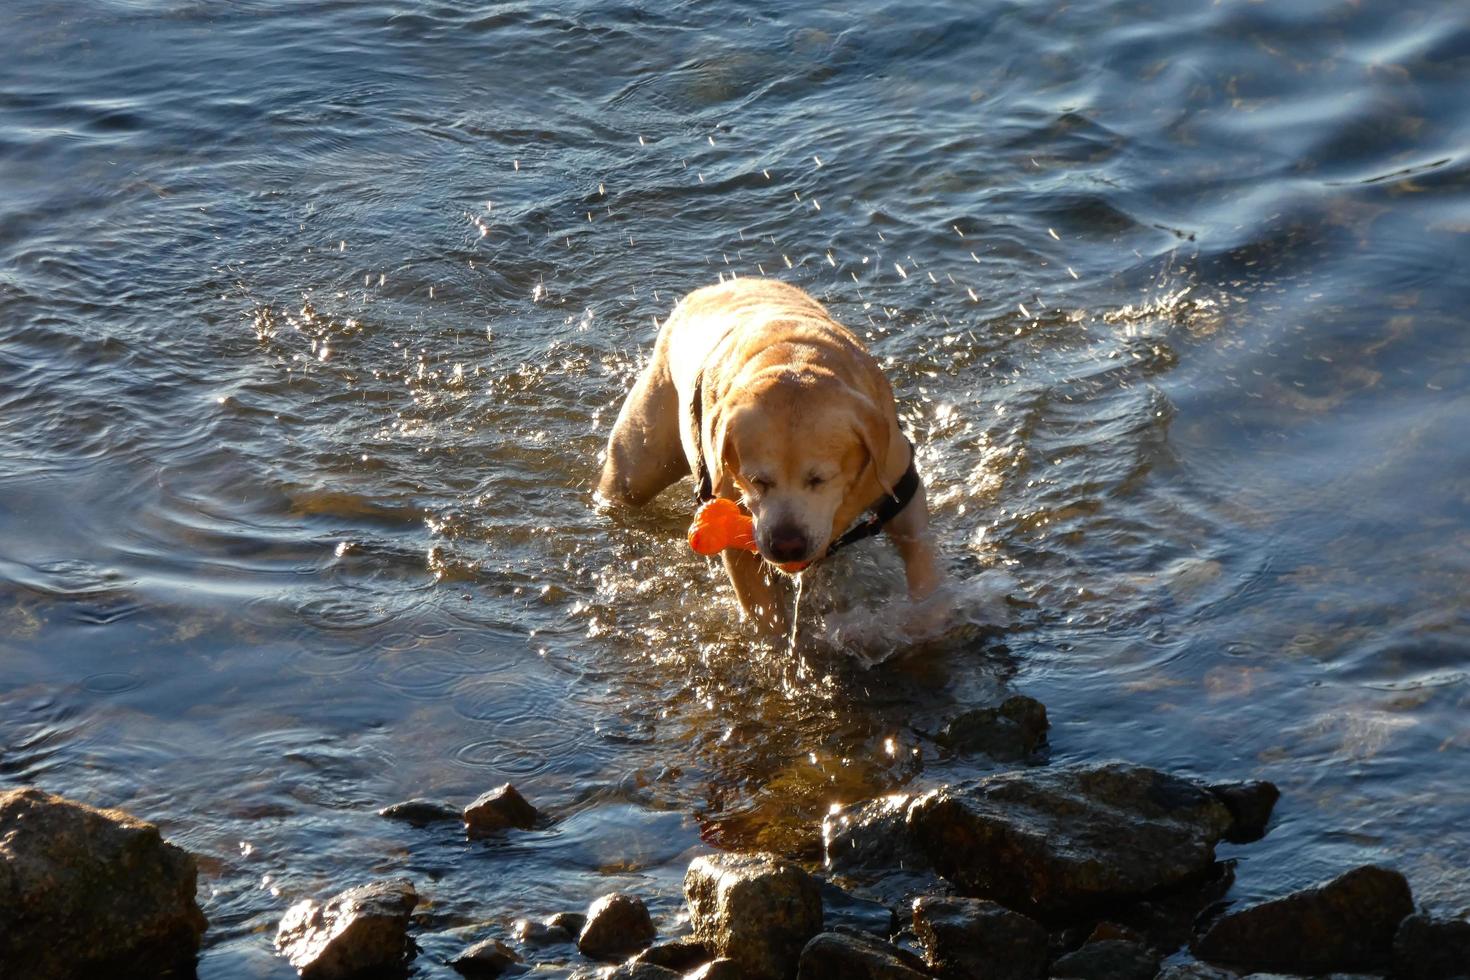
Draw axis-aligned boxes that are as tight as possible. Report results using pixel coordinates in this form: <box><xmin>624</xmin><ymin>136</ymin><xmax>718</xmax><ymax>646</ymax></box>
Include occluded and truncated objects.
<box><xmin>3</xmin><ymin>692</ymin><xmax>1467</xmax><ymax>980</ymax></box>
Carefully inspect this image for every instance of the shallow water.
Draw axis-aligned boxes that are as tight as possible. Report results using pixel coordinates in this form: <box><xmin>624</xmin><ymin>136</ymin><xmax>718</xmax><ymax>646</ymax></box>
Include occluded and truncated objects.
<box><xmin>2</xmin><ymin>0</ymin><xmax>1468</xmax><ymax>974</ymax></box>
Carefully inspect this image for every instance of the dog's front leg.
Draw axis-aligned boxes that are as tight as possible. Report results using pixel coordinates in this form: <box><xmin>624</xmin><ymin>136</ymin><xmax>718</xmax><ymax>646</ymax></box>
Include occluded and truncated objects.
<box><xmin>884</xmin><ymin>480</ymin><xmax>944</xmax><ymax>600</ymax></box>
<box><xmin>721</xmin><ymin>548</ymin><xmax>789</xmax><ymax>635</ymax></box>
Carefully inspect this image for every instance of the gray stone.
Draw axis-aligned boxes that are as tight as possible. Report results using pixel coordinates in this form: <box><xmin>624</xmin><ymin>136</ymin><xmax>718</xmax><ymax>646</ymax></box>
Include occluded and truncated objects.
<box><xmin>685</xmin><ymin>959</ymin><xmax>743</xmax><ymax>980</ymax></box>
<box><xmin>912</xmin><ymin>895</ymin><xmax>1047</xmax><ymax>980</ymax></box>
<box><xmin>378</xmin><ymin>798</ymin><xmax>462</xmax><ymax>827</ymax></box>
<box><xmin>796</xmin><ymin>930</ymin><xmax>930</xmax><ymax>980</ymax></box>
<box><xmin>275</xmin><ymin>878</ymin><xmax>418</xmax><ymax>979</ymax></box>
<box><xmin>1205</xmin><ymin>781</ymin><xmax>1280</xmax><ymax>844</ymax></box>
<box><xmin>632</xmin><ymin>938</ymin><xmax>713</xmax><ymax>972</ymax></box>
<box><xmin>577</xmin><ymin>892</ymin><xmax>656</xmax><ymax>960</ymax></box>
<box><xmin>449</xmin><ymin>937</ymin><xmax>522</xmax><ymax>977</ymax></box>
<box><xmin>1050</xmin><ymin>939</ymin><xmax>1160</xmax><ymax>980</ymax></box>
<box><xmin>463</xmin><ymin>784</ymin><xmax>539</xmax><ymax>838</ymax></box>
<box><xmin>936</xmin><ymin>695</ymin><xmax>1049</xmax><ymax>761</ymax></box>
<box><xmin>685</xmin><ymin>852</ymin><xmax>824</xmax><ymax>980</ymax></box>
<box><xmin>0</xmin><ymin>787</ymin><xmax>208</xmax><ymax>980</ymax></box>
<box><xmin>511</xmin><ymin>916</ymin><xmax>571</xmax><ymax>945</ymax></box>
<box><xmin>1393</xmin><ymin>911</ymin><xmax>1470</xmax><ymax>980</ymax></box>
<box><xmin>1193</xmin><ymin>865</ymin><xmax>1414</xmax><ymax>974</ymax></box>
<box><xmin>826</xmin><ymin>763</ymin><xmax>1234</xmax><ymax>917</ymax></box>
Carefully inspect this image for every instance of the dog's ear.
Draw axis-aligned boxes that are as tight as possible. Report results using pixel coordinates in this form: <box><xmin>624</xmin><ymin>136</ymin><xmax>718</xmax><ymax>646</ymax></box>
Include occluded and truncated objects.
<box><xmin>852</xmin><ymin>393</ymin><xmax>897</xmax><ymax>500</ymax></box>
<box><xmin>707</xmin><ymin>401</ymin><xmax>741</xmax><ymax>495</ymax></box>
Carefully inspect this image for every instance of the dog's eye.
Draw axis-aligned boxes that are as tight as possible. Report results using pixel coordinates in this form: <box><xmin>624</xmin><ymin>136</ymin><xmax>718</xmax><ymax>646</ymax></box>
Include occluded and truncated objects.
<box><xmin>748</xmin><ymin>477</ymin><xmax>771</xmax><ymax>494</ymax></box>
<box><xmin>805</xmin><ymin>475</ymin><xmax>825</xmax><ymax>489</ymax></box>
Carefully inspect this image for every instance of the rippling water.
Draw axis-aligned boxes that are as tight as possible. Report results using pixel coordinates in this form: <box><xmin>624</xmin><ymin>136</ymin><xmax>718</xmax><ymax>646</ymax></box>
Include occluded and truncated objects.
<box><xmin>3</xmin><ymin>0</ymin><xmax>1468</xmax><ymax>974</ymax></box>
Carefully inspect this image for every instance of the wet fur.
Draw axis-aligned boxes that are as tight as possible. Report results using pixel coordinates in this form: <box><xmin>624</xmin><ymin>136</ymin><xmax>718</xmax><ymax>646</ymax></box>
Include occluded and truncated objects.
<box><xmin>597</xmin><ymin>278</ymin><xmax>942</xmax><ymax>634</ymax></box>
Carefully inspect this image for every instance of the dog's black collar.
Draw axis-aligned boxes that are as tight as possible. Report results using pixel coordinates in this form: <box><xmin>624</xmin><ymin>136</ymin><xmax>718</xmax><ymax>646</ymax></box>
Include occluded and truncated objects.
<box><xmin>689</xmin><ymin>373</ymin><xmax>920</xmax><ymax>560</ymax></box>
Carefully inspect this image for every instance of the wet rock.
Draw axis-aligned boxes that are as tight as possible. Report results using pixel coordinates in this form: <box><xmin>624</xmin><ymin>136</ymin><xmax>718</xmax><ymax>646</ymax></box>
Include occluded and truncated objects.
<box><xmin>379</xmin><ymin>798</ymin><xmax>462</xmax><ymax>827</ymax></box>
<box><xmin>510</xmin><ymin>916</ymin><xmax>570</xmax><ymax>946</ymax></box>
<box><xmin>463</xmin><ymin>784</ymin><xmax>539</xmax><ymax>838</ymax></box>
<box><xmin>1084</xmin><ymin>921</ymin><xmax>1144</xmax><ymax>944</ymax></box>
<box><xmin>826</xmin><ymin>763</ymin><xmax>1234</xmax><ymax>917</ymax></box>
<box><xmin>1154</xmin><ymin>962</ymin><xmax>1239</xmax><ymax>980</ymax></box>
<box><xmin>449</xmin><ymin>937</ymin><xmax>522</xmax><ymax>977</ymax></box>
<box><xmin>1205</xmin><ymin>781</ymin><xmax>1280</xmax><ymax>844</ymax></box>
<box><xmin>936</xmin><ymin>694</ymin><xmax>1049</xmax><ymax>761</ymax></box>
<box><xmin>577</xmin><ymin>892</ymin><xmax>656</xmax><ymax>960</ymax></box>
<box><xmin>606</xmin><ymin>962</ymin><xmax>681</xmax><ymax>980</ymax></box>
<box><xmin>1192</xmin><ymin>865</ymin><xmax>1413</xmax><ymax>974</ymax></box>
<box><xmin>796</xmin><ymin>929</ymin><xmax>930</xmax><ymax>980</ymax></box>
<box><xmin>686</xmin><ymin>959</ymin><xmax>743</xmax><ymax>980</ymax></box>
<box><xmin>821</xmin><ymin>880</ymin><xmax>897</xmax><ymax>938</ymax></box>
<box><xmin>911</xmin><ymin>895</ymin><xmax>1047</xmax><ymax>980</ymax></box>
<box><xmin>632</xmin><ymin>938</ymin><xmax>713</xmax><ymax>972</ymax></box>
<box><xmin>685</xmin><ymin>852</ymin><xmax>824</xmax><ymax>980</ymax></box>
<box><xmin>1392</xmin><ymin>911</ymin><xmax>1470</xmax><ymax>980</ymax></box>
<box><xmin>1050</xmin><ymin>939</ymin><xmax>1160</xmax><ymax>980</ymax></box>
<box><xmin>275</xmin><ymin>878</ymin><xmax>418</xmax><ymax>979</ymax></box>
<box><xmin>0</xmin><ymin>787</ymin><xmax>208</xmax><ymax>980</ymax></box>
<box><xmin>546</xmin><ymin>910</ymin><xmax>587</xmax><ymax>936</ymax></box>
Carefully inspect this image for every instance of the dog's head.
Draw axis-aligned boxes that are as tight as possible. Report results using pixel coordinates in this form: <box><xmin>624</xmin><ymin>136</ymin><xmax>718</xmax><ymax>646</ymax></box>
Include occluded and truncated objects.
<box><xmin>710</xmin><ymin>367</ymin><xmax>897</xmax><ymax>571</ymax></box>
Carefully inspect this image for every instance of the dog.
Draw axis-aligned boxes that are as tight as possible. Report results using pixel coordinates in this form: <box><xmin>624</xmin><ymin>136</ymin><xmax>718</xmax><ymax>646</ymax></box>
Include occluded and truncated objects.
<box><xmin>597</xmin><ymin>278</ymin><xmax>942</xmax><ymax>634</ymax></box>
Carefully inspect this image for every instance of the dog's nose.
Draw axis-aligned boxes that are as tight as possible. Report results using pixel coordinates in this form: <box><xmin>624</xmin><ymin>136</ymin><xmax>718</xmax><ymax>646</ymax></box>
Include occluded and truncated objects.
<box><xmin>765</xmin><ymin>526</ymin><xmax>809</xmax><ymax>563</ymax></box>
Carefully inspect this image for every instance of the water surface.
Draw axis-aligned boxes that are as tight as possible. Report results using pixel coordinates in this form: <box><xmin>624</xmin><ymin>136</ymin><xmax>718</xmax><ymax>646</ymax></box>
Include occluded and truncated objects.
<box><xmin>2</xmin><ymin>0</ymin><xmax>1468</xmax><ymax>975</ymax></box>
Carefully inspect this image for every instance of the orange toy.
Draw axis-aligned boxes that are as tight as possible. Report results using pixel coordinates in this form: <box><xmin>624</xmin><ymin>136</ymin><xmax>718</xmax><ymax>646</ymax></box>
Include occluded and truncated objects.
<box><xmin>687</xmin><ymin>497</ymin><xmax>758</xmax><ymax>556</ymax></box>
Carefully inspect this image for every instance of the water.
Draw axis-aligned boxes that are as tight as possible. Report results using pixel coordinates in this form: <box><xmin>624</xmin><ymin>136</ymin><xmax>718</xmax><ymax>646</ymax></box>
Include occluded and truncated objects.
<box><xmin>2</xmin><ymin>0</ymin><xmax>1468</xmax><ymax>974</ymax></box>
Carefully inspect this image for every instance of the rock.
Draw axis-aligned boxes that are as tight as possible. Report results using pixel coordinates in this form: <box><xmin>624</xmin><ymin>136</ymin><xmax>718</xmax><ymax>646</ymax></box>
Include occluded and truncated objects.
<box><xmin>0</xmin><ymin>786</ymin><xmax>208</xmax><ymax>979</ymax></box>
<box><xmin>686</xmin><ymin>959</ymin><xmax>743</xmax><ymax>980</ymax></box>
<box><xmin>936</xmin><ymin>695</ymin><xmax>1049</xmax><ymax>761</ymax></box>
<box><xmin>911</xmin><ymin>895</ymin><xmax>1047</xmax><ymax>980</ymax></box>
<box><xmin>826</xmin><ymin>763</ymin><xmax>1234</xmax><ymax>917</ymax></box>
<box><xmin>821</xmin><ymin>880</ymin><xmax>897</xmax><ymax>938</ymax></box>
<box><xmin>378</xmin><ymin>799</ymin><xmax>462</xmax><ymax>827</ymax></box>
<box><xmin>463</xmin><ymin>784</ymin><xmax>539</xmax><ymax>838</ymax></box>
<box><xmin>1084</xmin><ymin>921</ymin><xmax>1144</xmax><ymax>944</ymax></box>
<box><xmin>511</xmin><ymin>916</ymin><xmax>571</xmax><ymax>945</ymax></box>
<box><xmin>606</xmin><ymin>962</ymin><xmax>681</xmax><ymax>980</ymax></box>
<box><xmin>449</xmin><ymin>937</ymin><xmax>522</xmax><ymax>977</ymax></box>
<box><xmin>1192</xmin><ymin>865</ymin><xmax>1413</xmax><ymax>974</ymax></box>
<box><xmin>1155</xmin><ymin>963</ymin><xmax>1239</xmax><ymax>980</ymax></box>
<box><xmin>796</xmin><ymin>930</ymin><xmax>931</xmax><ymax>979</ymax></box>
<box><xmin>632</xmin><ymin>938</ymin><xmax>713</xmax><ymax>972</ymax></box>
<box><xmin>1050</xmin><ymin>939</ymin><xmax>1161</xmax><ymax>980</ymax></box>
<box><xmin>577</xmin><ymin>892</ymin><xmax>656</xmax><ymax>960</ymax></box>
<box><xmin>546</xmin><ymin>911</ymin><xmax>587</xmax><ymax>936</ymax></box>
<box><xmin>1205</xmin><ymin>781</ymin><xmax>1280</xmax><ymax>844</ymax></box>
<box><xmin>275</xmin><ymin>878</ymin><xmax>418</xmax><ymax>979</ymax></box>
<box><xmin>685</xmin><ymin>852</ymin><xmax>824</xmax><ymax>980</ymax></box>
<box><xmin>1392</xmin><ymin>911</ymin><xmax>1470</xmax><ymax>980</ymax></box>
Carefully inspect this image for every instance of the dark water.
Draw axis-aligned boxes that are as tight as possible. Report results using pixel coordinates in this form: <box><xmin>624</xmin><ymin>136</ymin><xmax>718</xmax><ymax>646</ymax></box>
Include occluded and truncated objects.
<box><xmin>3</xmin><ymin>0</ymin><xmax>1468</xmax><ymax>974</ymax></box>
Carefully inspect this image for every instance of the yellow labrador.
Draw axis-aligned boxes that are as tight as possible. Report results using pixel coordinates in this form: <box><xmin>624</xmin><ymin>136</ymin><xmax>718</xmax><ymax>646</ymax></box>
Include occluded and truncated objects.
<box><xmin>597</xmin><ymin>278</ymin><xmax>941</xmax><ymax>633</ymax></box>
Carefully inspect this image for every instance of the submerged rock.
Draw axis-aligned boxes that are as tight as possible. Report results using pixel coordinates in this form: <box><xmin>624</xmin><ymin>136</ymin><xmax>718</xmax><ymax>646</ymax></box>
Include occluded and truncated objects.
<box><xmin>605</xmin><ymin>962</ymin><xmax>681</xmax><ymax>980</ymax></box>
<box><xmin>379</xmin><ymin>798</ymin><xmax>462</xmax><ymax>827</ymax></box>
<box><xmin>1205</xmin><ymin>781</ymin><xmax>1280</xmax><ymax>844</ymax></box>
<box><xmin>685</xmin><ymin>852</ymin><xmax>824</xmax><ymax>980</ymax></box>
<box><xmin>1393</xmin><ymin>911</ymin><xmax>1470</xmax><ymax>980</ymax></box>
<box><xmin>825</xmin><ymin>762</ymin><xmax>1234</xmax><ymax>917</ymax></box>
<box><xmin>546</xmin><ymin>911</ymin><xmax>587</xmax><ymax>936</ymax></box>
<box><xmin>511</xmin><ymin>916</ymin><xmax>571</xmax><ymax>946</ymax></box>
<box><xmin>449</xmin><ymin>937</ymin><xmax>522</xmax><ymax>978</ymax></box>
<box><xmin>936</xmin><ymin>694</ymin><xmax>1049</xmax><ymax>761</ymax></box>
<box><xmin>0</xmin><ymin>787</ymin><xmax>208</xmax><ymax>980</ymax></box>
<box><xmin>1192</xmin><ymin>865</ymin><xmax>1413</xmax><ymax>974</ymax></box>
<box><xmin>1050</xmin><ymin>939</ymin><xmax>1161</xmax><ymax>980</ymax></box>
<box><xmin>820</xmin><ymin>879</ymin><xmax>898</xmax><ymax>938</ymax></box>
<box><xmin>275</xmin><ymin>878</ymin><xmax>418</xmax><ymax>979</ymax></box>
<box><xmin>796</xmin><ymin>930</ymin><xmax>930</xmax><ymax>980</ymax></box>
<box><xmin>463</xmin><ymin>784</ymin><xmax>539</xmax><ymax>838</ymax></box>
<box><xmin>576</xmin><ymin>892</ymin><xmax>656</xmax><ymax>960</ymax></box>
<box><xmin>911</xmin><ymin>895</ymin><xmax>1047</xmax><ymax>980</ymax></box>
<box><xmin>1154</xmin><ymin>962</ymin><xmax>1239</xmax><ymax>980</ymax></box>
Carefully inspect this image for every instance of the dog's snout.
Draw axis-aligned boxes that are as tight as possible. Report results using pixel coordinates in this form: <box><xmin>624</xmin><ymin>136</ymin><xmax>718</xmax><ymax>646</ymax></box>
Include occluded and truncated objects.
<box><xmin>764</xmin><ymin>525</ymin><xmax>809</xmax><ymax>562</ymax></box>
